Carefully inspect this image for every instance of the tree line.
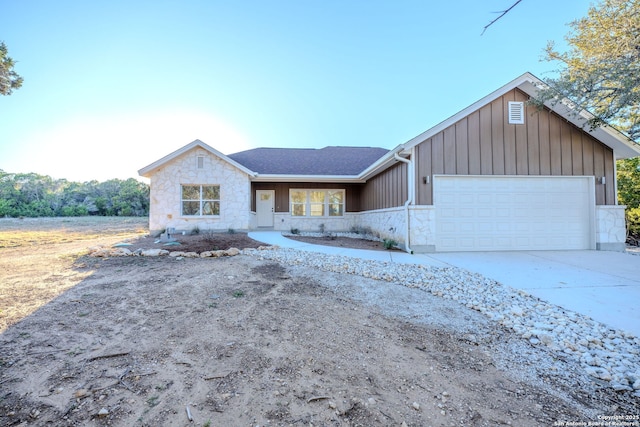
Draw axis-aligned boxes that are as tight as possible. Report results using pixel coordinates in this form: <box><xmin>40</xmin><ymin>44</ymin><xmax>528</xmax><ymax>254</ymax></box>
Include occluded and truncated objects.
<box><xmin>0</xmin><ymin>170</ymin><xmax>149</xmax><ymax>217</ymax></box>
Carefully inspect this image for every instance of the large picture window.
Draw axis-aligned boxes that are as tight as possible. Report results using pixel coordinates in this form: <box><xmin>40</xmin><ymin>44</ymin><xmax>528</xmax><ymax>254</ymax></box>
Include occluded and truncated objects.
<box><xmin>290</xmin><ymin>189</ymin><xmax>344</xmax><ymax>217</ymax></box>
<box><xmin>182</xmin><ymin>185</ymin><xmax>220</xmax><ymax>216</ymax></box>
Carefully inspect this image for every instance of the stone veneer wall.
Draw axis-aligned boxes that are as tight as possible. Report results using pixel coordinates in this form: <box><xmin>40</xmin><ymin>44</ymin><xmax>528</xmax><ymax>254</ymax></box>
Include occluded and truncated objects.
<box><xmin>595</xmin><ymin>205</ymin><xmax>627</xmax><ymax>251</ymax></box>
<box><xmin>354</xmin><ymin>207</ymin><xmax>406</xmax><ymax>244</ymax></box>
<box><xmin>408</xmin><ymin>206</ymin><xmax>436</xmax><ymax>253</ymax></box>
<box><xmin>148</xmin><ymin>147</ymin><xmax>251</xmax><ymax>234</ymax></box>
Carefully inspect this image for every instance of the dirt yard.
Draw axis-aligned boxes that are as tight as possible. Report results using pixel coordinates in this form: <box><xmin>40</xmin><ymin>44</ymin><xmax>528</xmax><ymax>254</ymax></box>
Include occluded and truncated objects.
<box><xmin>0</xmin><ymin>218</ymin><xmax>636</xmax><ymax>426</ymax></box>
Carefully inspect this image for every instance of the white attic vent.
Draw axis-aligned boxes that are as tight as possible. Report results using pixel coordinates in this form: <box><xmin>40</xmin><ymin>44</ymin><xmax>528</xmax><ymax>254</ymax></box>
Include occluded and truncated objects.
<box><xmin>197</xmin><ymin>156</ymin><xmax>204</xmax><ymax>169</ymax></box>
<box><xmin>508</xmin><ymin>101</ymin><xmax>525</xmax><ymax>124</ymax></box>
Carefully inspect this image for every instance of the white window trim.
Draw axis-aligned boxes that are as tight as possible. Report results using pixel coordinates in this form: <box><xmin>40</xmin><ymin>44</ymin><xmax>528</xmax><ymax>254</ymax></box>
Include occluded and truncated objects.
<box><xmin>181</xmin><ymin>184</ymin><xmax>221</xmax><ymax>217</ymax></box>
<box><xmin>289</xmin><ymin>189</ymin><xmax>345</xmax><ymax>218</ymax></box>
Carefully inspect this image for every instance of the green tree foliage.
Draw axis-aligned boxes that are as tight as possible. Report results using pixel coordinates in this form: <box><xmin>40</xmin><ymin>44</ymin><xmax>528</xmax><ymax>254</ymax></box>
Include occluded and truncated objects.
<box><xmin>0</xmin><ymin>41</ymin><xmax>23</xmax><ymax>96</ymax></box>
<box><xmin>538</xmin><ymin>0</ymin><xmax>640</xmax><ymax>140</ymax></box>
<box><xmin>0</xmin><ymin>170</ymin><xmax>149</xmax><ymax>217</ymax></box>
<box><xmin>538</xmin><ymin>0</ymin><xmax>640</xmax><ymax>240</ymax></box>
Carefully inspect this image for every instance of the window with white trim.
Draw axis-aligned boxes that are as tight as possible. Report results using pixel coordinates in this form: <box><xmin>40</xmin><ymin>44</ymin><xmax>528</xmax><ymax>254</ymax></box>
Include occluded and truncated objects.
<box><xmin>182</xmin><ymin>185</ymin><xmax>220</xmax><ymax>216</ymax></box>
<box><xmin>290</xmin><ymin>189</ymin><xmax>345</xmax><ymax>217</ymax></box>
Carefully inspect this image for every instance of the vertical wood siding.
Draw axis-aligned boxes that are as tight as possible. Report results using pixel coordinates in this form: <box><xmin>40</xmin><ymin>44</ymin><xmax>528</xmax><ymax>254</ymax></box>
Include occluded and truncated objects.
<box><xmin>414</xmin><ymin>88</ymin><xmax>615</xmax><ymax>205</ymax></box>
<box><xmin>361</xmin><ymin>162</ymin><xmax>408</xmax><ymax>211</ymax></box>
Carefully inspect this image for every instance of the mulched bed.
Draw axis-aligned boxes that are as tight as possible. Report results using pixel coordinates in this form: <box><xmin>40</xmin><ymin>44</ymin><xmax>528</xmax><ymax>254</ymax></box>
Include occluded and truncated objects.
<box><xmin>285</xmin><ymin>235</ymin><xmax>400</xmax><ymax>251</ymax></box>
<box><xmin>124</xmin><ymin>233</ymin><xmax>267</xmax><ymax>253</ymax></box>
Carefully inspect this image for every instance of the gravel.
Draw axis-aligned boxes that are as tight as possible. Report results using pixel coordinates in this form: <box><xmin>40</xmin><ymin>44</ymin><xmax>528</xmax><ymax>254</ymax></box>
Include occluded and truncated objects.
<box><xmin>245</xmin><ymin>246</ymin><xmax>640</xmax><ymax>397</ymax></box>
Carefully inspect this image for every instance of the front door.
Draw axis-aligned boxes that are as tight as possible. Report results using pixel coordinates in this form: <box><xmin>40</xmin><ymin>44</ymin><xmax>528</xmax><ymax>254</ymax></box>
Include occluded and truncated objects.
<box><xmin>256</xmin><ymin>190</ymin><xmax>275</xmax><ymax>227</ymax></box>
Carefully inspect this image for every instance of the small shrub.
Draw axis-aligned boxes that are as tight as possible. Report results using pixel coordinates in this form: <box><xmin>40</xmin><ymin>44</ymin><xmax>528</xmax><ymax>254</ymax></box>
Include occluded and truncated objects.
<box><xmin>232</xmin><ymin>290</ymin><xmax>245</xmax><ymax>298</ymax></box>
<box><xmin>290</xmin><ymin>228</ymin><xmax>300</xmax><ymax>235</ymax></box>
<box><xmin>350</xmin><ymin>225</ymin><xmax>373</xmax><ymax>235</ymax></box>
<box><xmin>227</xmin><ymin>228</ymin><xmax>236</xmax><ymax>234</ymax></box>
<box><xmin>319</xmin><ymin>223</ymin><xmax>325</xmax><ymax>234</ymax></box>
<box><xmin>383</xmin><ymin>238</ymin><xmax>398</xmax><ymax>250</ymax></box>
<box><xmin>191</xmin><ymin>225</ymin><xmax>200</xmax><ymax>235</ymax></box>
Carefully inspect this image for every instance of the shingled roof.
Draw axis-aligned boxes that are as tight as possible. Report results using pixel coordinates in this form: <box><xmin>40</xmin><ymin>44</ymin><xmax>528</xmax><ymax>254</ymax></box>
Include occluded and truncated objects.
<box><xmin>228</xmin><ymin>146</ymin><xmax>389</xmax><ymax>176</ymax></box>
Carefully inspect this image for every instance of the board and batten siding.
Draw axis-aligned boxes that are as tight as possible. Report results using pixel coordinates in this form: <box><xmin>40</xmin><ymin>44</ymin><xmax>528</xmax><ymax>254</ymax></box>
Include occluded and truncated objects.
<box><xmin>414</xmin><ymin>88</ymin><xmax>615</xmax><ymax>206</ymax></box>
<box><xmin>360</xmin><ymin>162</ymin><xmax>408</xmax><ymax>211</ymax></box>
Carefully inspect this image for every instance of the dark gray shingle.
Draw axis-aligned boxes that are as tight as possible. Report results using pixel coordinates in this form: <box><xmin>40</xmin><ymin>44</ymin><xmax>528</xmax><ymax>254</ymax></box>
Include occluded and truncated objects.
<box><xmin>228</xmin><ymin>146</ymin><xmax>389</xmax><ymax>175</ymax></box>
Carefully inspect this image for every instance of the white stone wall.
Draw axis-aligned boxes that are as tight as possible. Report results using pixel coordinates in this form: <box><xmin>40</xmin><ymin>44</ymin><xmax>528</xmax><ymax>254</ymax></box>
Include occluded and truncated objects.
<box><xmin>356</xmin><ymin>207</ymin><xmax>406</xmax><ymax>243</ymax></box>
<box><xmin>273</xmin><ymin>212</ymin><xmax>358</xmax><ymax>233</ymax></box>
<box><xmin>148</xmin><ymin>147</ymin><xmax>251</xmax><ymax>234</ymax></box>
<box><xmin>408</xmin><ymin>206</ymin><xmax>436</xmax><ymax>252</ymax></box>
<box><xmin>596</xmin><ymin>205</ymin><xmax>627</xmax><ymax>251</ymax></box>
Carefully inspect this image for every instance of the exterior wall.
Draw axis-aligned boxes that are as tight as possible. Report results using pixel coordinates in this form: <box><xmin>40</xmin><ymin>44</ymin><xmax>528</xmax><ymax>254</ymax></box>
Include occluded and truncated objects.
<box><xmin>268</xmin><ymin>207</ymin><xmax>406</xmax><ymax>247</ymax></box>
<box><xmin>356</xmin><ymin>207</ymin><xmax>406</xmax><ymax>243</ymax></box>
<box><xmin>147</xmin><ymin>147</ymin><xmax>251</xmax><ymax>234</ymax></box>
<box><xmin>595</xmin><ymin>205</ymin><xmax>627</xmax><ymax>251</ymax></box>
<box><xmin>273</xmin><ymin>212</ymin><xmax>358</xmax><ymax>233</ymax></box>
<box><xmin>414</xmin><ymin>88</ymin><xmax>616</xmax><ymax>206</ymax></box>
<box><xmin>251</xmin><ymin>182</ymin><xmax>364</xmax><ymax>212</ymax></box>
<box><xmin>408</xmin><ymin>206</ymin><xmax>436</xmax><ymax>253</ymax></box>
<box><xmin>361</xmin><ymin>162</ymin><xmax>408</xmax><ymax>211</ymax></box>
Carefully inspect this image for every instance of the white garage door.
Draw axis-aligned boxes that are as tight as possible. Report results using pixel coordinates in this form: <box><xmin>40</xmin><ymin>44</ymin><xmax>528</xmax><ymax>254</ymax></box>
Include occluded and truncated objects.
<box><xmin>434</xmin><ymin>176</ymin><xmax>594</xmax><ymax>252</ymax></box>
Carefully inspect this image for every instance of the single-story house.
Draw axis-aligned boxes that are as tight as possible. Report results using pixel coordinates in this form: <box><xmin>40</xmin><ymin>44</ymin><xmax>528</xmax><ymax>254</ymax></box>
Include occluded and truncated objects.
<box><xmin>139</xmin><ymin>72</ymin><xmax>640</xmax><ymax>252</ymax></box>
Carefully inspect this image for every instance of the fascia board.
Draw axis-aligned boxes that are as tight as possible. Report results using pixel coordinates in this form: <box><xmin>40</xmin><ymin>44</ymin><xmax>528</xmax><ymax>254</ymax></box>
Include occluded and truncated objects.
<box><xmin>402</xmin><ymin>73</ymin><xmax>537</xmax><ymax>151</ymax></box>
<box><xmin>251</xmin><ymin>174</ymin><xmax>366</xmax><ymax>183</ymax></box>
<box><xmin>518</xmin><ymin>80</ymin><xmax>640</xmax><ymax>160</ymax></box>
<box><xmin>357</xmin><ymin>146</ymin><xmax>405</xmax><ymax>180</ymax></box>
<box><xmin>138</xmin><ymin>139</ymin><xmax>257</xmax><ymax>177</ymax></box>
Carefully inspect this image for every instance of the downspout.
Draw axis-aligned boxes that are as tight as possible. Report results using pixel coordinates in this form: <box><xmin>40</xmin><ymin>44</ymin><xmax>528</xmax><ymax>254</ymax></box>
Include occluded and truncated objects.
<box><xmin>394</xmin><ymin>151</ymin><xmax>414</xmax><ymax>254</ymax></box>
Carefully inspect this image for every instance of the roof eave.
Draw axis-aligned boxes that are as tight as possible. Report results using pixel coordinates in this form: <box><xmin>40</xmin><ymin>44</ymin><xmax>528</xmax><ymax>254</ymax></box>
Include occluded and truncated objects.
<box><xmin>358</xmin><ymin>146</ymin><xmax>405</xmax><ymax>180</ymax></box>
<box><xmin>401</xmin><ymin>72</ymin><xmax>640</xmax><ymax>160</ymax></box>
<box><xmin>138</xmin><ymin>139</ymin><xmax>257</xmax><ymax>178</ymax></box>
<box><xmin>251</xmin><ymin>174</ymin><xmax>366</xmax><ymax>183</ymax></box>
<box><xmin>517</xmin><ymin>80</ymin><xmax>640</xmax><ymax>160</ymax></box>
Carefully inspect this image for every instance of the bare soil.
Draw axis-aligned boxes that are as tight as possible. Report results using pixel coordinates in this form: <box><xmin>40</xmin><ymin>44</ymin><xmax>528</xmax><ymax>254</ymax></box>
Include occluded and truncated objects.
<box><xmin>0</xmin><ymin>218</ymin><xmax>634</xmax><ymax>427</ymax></box>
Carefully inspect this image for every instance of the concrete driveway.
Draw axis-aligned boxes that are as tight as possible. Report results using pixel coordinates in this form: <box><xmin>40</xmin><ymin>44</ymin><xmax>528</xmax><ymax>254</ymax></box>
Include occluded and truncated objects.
<box><xmin>426</xmin><ymin>250</ymin><xmax>640</xmax><ymax>337</ymax></box>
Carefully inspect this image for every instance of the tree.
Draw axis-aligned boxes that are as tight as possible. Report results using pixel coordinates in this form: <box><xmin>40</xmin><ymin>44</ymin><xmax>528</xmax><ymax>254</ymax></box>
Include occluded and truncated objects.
<box><xmin>538</xmin><ymin>0</ymin><xmax>640</xmax><ymax>140</ymax></box>
<box><xmin>0</xmin><ymin>41</ymin><xmax>23</xmax><ymax>96</ymax></box>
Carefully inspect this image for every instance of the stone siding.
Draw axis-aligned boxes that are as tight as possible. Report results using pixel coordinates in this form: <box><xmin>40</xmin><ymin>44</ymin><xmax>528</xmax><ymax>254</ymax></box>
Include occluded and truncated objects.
<box><xmin>148</xmin><ymin>147</ymin><xmax>251</xmax><ymax>234</ymax></box>
<box><xmin>596</xmin><ymin>205</ymin><xmax>627</xmax><ymax>251</ymax></box>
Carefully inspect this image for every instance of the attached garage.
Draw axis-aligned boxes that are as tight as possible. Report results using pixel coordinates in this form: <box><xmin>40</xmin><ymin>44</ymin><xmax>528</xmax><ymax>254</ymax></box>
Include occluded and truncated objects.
<box><xmin>434</xmin><ymin>176</ymin><xmax>595</xmax><ymax>252</ymax></box>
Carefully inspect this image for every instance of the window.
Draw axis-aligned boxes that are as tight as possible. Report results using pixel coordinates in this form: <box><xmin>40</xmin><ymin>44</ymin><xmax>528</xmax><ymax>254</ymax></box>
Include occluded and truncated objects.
<box><xmin>290</xmin><ymin>189</ymin><xmax>345</xmax><ymax>217</ymax></box>
<box><xmin>182</xmin><ymin>185</ymin><xmax>220</xmax><ymax>216</ymax></box>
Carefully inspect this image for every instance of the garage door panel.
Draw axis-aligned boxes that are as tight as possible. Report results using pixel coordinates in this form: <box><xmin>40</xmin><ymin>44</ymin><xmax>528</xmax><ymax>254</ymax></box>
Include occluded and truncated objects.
<box><xmin>434</xmin><ymin>176</ymin><xmax>593</xmax><ymax>251</ymax></box>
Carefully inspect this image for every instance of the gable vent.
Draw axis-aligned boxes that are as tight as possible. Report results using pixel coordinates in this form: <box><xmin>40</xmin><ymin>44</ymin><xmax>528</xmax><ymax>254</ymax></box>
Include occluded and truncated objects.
<box><xmin>508</xmin><ymin>101</ymin><xmax>525</xmax><ymax>124</ymax></box>
<box><xmin>197</xmin><ymin>156</ymin><xmax>204</xmax><ymax>169</ymax></box>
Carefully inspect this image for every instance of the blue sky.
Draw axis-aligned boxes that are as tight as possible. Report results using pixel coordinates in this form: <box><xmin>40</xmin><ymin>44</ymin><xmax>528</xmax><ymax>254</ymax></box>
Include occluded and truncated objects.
<box><xmin>0</xmin><ymin>0</ymin><xmax>591</xmax><ymax>181</ymax></box>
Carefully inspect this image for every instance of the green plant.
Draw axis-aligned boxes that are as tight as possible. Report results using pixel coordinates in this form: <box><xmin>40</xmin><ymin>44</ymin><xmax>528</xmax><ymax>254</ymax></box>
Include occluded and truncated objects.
<box><xmin>203</xmin><ymin>420</ymin><xmax>212</xmax><ymax>427</ymax></box>
<box><xmin>227</xmin><ymin>228</ymin><xmax>236</xmax><ymax>234</ymax></box>
<box><xmin>290</xmin><ymin>227</ymin><xmax>300</xmax><ymax>234</ymax></box>
<box><xmin>318</xmin><ymin>223</ymin><xmax>325</xmax><ymax>234</ymax></box>
<box><xmin>626</xmin><ymin>207</ymin><xmax>640</xmax><ymax>243</ymax></box>
<box><xmin>383</xmin><ymin>238</ymin><xmax>398</xmax><ymax>250</ymax></box>
<box><xmin>232</xmin><ymin>290</ymin><xmax>245</xmax><ymax>298</ymax></box>
<box><xmin>191</xmin><ymin>225</ymin><xmax>200</xmax><ymax>235</ymax></box>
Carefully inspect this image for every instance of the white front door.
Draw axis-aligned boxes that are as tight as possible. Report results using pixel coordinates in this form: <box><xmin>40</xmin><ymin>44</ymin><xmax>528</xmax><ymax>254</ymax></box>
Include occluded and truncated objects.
<box><xmin>256</xmin><ymin>190</ymin><xmax>275</xmax><ymax>227</ymax></box>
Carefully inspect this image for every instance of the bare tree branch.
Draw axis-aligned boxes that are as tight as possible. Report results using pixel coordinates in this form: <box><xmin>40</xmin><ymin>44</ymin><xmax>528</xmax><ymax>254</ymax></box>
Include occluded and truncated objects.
<box><xmin>481</xmin><ymin>0</ymin><xmax>523</xmax><ymax>35</ymax></box>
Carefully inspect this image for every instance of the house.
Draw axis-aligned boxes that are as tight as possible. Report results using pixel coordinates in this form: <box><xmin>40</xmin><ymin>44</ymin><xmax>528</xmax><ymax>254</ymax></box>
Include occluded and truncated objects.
<box><xmin>138</xmin><ymin>72</ymin><xmax>640</xmax><ymax>252</ymax></box>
